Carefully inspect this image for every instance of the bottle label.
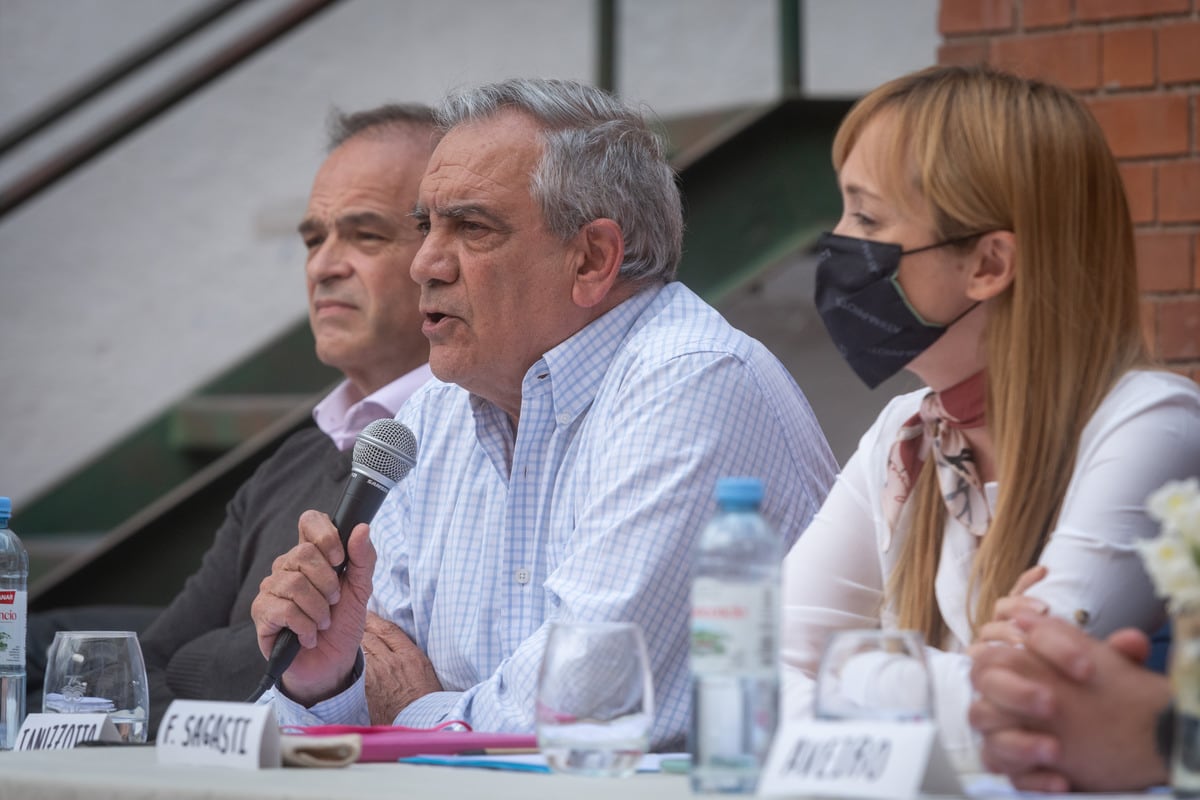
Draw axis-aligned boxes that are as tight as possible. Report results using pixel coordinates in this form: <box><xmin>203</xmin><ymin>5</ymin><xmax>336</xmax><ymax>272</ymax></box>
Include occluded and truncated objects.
<box><xmin>0</xmin><ymin>589</ymin><xmax>26</xmax><ymax>667</ymax></box>
<box><xmin>690</xmin><ymin>579</ymin><xmax>776</xmax><ymax>676</ymax></box>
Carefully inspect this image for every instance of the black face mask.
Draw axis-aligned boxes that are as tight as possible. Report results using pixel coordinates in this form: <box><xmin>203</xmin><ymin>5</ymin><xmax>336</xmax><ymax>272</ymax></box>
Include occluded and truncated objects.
<box><xmin>813</xmin><ymin>231</ymin><xmax>979</xmax><ymax>389</ymax></box>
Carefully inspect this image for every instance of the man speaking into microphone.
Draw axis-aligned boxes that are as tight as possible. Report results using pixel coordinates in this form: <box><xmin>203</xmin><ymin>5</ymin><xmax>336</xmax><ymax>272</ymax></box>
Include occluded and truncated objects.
<box><xmin>251</xmin><ymin>79</ymin><xmax>838</xmax><ymax>750</ymax></box>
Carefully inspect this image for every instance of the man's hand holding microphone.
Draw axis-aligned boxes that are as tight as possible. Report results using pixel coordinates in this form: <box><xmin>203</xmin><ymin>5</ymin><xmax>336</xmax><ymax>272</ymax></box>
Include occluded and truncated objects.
<box><xmin>248</xmin><ymin>419</ymin><xmax>417</xmax><ymax>706</ymax></box>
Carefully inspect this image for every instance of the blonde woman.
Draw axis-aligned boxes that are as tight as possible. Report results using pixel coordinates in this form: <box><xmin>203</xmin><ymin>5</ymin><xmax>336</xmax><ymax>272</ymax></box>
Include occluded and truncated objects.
<box><xmin>782</xmin><ymin>64</ymin><xmax>1200</xmax><ymax>765</ymax></box>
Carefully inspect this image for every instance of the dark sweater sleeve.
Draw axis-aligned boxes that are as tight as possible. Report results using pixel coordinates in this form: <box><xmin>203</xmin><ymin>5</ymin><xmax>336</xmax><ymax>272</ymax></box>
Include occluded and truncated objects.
<box><xmin>137</xmin><ymin>426</ymin><xmax>349</xmax><ymax>737</ymax></box>
<box><xmin>138</xmin><ymin>455</ymin><xmax>259</xmax><ymax>735</ymax></box>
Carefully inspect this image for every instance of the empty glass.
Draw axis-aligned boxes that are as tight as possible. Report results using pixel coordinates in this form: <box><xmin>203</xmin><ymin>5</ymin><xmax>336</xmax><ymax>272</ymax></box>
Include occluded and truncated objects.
<box><xmin>814</xmin><ymin>629</ymin><xmax>932</xmax><ymax>722</ymax></box>
<box><xmin>536</xmin><ymin>621</ymin><xmax>654</xmax><ymax>777</ymax></box>
<box><xmin>43</xmin><ymin>631</ymin><xmax>149</xmax><ymax>743</ymax></box>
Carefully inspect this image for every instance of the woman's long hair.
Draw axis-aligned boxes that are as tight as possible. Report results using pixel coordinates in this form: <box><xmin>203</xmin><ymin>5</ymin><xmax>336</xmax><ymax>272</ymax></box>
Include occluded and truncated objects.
<box><xmin>831</xmin><ymin>65</ymin><xmax>1148</xmax><ymax>644</ymax></box>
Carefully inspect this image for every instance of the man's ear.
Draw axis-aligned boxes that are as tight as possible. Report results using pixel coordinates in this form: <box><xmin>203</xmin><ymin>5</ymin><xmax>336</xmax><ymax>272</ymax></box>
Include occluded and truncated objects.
<box><xmin>571</xmin><ymin>218</ymin><xmax>625</xmax><ymax>308</ymax></box>
<box><xmin>966</xmin><ymin>230</ymin><xmax>1016</xmax><ymax>301</ymax></box>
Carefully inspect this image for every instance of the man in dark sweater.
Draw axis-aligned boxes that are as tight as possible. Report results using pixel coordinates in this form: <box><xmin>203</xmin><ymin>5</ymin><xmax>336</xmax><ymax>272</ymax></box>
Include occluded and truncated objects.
<box><xmin>27</xmin><ymin>104</ymin><xmax>437</xmax><ymax>737</ymax></box>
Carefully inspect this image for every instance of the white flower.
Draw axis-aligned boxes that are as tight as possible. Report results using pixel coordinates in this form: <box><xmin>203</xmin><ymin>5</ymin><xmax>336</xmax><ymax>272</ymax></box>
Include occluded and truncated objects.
<box><xmin>1148</xmin><ymin>479</ymin><xmax>1200</xmax><ymax>530</ymax></box>
<box><xmin>1139</xmin><ymin>534</ymin><xmax>1200</xmax><ymax>612</ymax></box>
<box><xmin>1141</xmin><ymin>480</ymin><xmax>1200</xmax><ymax>612</ymax></box>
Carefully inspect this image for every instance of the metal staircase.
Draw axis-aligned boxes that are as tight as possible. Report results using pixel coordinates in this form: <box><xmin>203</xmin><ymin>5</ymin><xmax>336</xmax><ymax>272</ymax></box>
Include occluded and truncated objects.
<box><xmin>3</xmin><ymin>0</ymin><xmax>852</xmax><ymax>609</ymax></box>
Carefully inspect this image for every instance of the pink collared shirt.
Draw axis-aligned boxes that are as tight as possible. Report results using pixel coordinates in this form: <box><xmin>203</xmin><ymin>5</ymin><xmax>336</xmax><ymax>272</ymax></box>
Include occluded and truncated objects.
<box><xmin>312</xmin><ymin>363</ymin><xmax>434</xmax><ymax>451</ymax></box>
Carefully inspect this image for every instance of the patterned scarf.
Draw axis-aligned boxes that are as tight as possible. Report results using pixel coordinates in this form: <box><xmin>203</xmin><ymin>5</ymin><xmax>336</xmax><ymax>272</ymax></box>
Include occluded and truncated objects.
<box><xmin>882</xmin><ymin>370</ymin><xmax>990</xmax><ymax>544</ymax></box>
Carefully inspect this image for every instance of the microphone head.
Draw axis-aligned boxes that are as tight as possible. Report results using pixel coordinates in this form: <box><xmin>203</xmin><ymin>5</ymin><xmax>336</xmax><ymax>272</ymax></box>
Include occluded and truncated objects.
<box><xmin>352</xmin><ymin>419</ymin><xmax>418</xmax><ymax>486</ymax></box>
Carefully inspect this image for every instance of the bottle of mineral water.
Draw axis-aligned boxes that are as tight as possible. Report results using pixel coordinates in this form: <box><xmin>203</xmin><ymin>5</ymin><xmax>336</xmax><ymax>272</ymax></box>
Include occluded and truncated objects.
<box><xmin>0</xmin><ymin>497</ymin><xmax>27</xmax><ymax>750</ymax></box>
<box><xmin>689</xmin><ymin>477</ymin><xmax>781</xmax><ymax>793</ymax></box>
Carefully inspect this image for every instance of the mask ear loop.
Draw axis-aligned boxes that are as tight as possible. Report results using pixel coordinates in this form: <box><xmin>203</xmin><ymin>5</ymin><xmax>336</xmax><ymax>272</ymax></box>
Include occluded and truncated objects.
<box><xmin>947</xmin><ymin>299</ymin><xmax>982</xmax><ymax>326</ymax></box>
<box><xmin>899</xmin><ymin>231</ymin><xmax>989</xmax><ymax>257</ymax></box>
<box><xmin>889</xmin><ymin>229</ymin><xmax>990</xmax><ymax>328</ymax></box>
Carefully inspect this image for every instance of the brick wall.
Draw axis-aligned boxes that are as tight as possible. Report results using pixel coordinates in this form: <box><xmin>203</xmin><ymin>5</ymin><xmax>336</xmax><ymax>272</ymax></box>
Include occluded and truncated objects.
<box><xmin>939</xmin><ymin>0</ymin><xmax>1200</xmax><ymax>381</ymax></box>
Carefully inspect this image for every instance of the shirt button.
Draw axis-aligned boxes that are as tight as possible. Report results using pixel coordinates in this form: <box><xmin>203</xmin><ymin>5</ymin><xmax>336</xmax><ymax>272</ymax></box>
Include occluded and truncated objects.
<box><xmin>514</xmin><ymin>568</ymin><xmax>531</xmax><ymax>585</ymax></box>
<box><xmin>556</xmin><ymin>413</ymin><xmax>571</xmax><ymax>425</ymax></box>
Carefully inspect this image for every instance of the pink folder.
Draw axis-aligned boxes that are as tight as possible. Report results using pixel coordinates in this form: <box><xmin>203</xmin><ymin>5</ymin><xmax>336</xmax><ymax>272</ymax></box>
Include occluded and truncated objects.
<box><xmin>290</xmin><ymin>725</ymin><xmax>539</xmax><ymax>763</ymax></box>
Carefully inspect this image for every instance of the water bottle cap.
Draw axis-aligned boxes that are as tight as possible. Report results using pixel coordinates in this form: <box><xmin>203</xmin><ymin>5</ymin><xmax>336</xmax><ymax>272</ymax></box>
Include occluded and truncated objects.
<box><xmin>0</xmin><ymin>496</ymin><xmax>9</xmax><ymax>524</ymax></box>
<box><xmin>714</xmin><ymin>477</ymin><xmax>763</xmax><ymax>508</ymax></box>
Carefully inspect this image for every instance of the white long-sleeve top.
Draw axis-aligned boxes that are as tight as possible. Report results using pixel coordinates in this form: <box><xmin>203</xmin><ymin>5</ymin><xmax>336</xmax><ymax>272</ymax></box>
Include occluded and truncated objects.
<box><xmin>782</xmin><ymin>369</ymin><xmax>1200</xmax><ymax>766</ymax></box>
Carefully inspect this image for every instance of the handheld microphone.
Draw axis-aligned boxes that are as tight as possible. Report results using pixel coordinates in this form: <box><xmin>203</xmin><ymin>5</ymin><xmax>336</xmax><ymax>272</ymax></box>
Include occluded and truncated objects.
<box><xmin>247</xmin><ymin>418</ymin><xmax>418</xmax><ymax>702</ymax></box>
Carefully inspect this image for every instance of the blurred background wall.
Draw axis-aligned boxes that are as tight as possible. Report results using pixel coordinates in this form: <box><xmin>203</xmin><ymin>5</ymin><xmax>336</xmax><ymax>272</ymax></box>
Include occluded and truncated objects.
<box><xmin>0</xmin><ymin>0</ymin><xmax>937</xmax><ymax>507</ymax></box>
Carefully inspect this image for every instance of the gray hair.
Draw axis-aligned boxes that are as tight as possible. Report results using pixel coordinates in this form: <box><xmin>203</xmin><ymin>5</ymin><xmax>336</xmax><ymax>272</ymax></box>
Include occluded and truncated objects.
<box><xmin>326</xmin><ymin>102</ymin><xmax>437</xmax><ymax>152</ymax></box>
<box><xmin>434</xmin><ymin>78</ymin><xmax>682</xmax><ymax>285</ymax></box>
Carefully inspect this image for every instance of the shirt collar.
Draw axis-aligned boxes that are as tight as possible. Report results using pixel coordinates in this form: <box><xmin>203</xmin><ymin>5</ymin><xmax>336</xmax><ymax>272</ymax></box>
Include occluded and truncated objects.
<box><xmin>312</xmin><ymin>362</ymin><xmax>434</xmax><ymax>451</ymax></box>
<box><xmin>531</xmin><ymin>284</ymin><xmax>665</xmax><ymax>425</ymax></box>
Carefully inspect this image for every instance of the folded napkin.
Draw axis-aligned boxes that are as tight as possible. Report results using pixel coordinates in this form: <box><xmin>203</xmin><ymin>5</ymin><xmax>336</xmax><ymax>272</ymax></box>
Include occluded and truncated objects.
<box><xmin>280</xmin><ymin>733</ymin><xmax>362</xmax><ymax>768</ymax></box>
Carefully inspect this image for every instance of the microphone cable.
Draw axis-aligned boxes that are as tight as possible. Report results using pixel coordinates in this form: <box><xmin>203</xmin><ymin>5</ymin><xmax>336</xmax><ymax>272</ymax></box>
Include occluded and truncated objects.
<box><xmin>245</xmin><ymin>633</ymin><xmax>301</xmax><ymax>702</ymax></box>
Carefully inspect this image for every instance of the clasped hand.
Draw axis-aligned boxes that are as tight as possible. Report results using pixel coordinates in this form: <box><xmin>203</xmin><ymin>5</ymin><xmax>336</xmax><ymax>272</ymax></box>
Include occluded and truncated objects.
<box><xmin>967</xmin><ymin>564</ymin><xmax>1171</xmax><ymax>791</ymax></box>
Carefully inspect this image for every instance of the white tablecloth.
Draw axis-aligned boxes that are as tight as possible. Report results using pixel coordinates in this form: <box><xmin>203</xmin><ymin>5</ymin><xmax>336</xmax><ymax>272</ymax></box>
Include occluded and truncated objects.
<box><xmin>0</xmin><ymin>746</ymin><xmax>691</xmax><ymax>800</ymax></box>
<box><xmin>0</xmin><ymin>746</ymin><xmax>1164</xmax><ymax>800</ymax></box>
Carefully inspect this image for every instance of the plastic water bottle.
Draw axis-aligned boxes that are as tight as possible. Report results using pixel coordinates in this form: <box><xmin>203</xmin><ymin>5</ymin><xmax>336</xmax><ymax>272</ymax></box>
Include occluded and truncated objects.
<box><xmin>0</xmin><ymin>497</ymin><xmax>27</xmax><ymax>750</ymax></box>
<box><xmin>689</xmin><ymin>477</ymin><xmax>781</xmax><ymax>793</ymax></box>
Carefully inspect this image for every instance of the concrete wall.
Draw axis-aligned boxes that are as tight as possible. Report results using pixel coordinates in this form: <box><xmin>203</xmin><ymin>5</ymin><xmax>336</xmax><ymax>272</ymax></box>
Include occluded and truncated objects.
<box><xmin>0</xmin><ymin>0</ymin><xmax>938</xmax><ymax>507</ymax></box>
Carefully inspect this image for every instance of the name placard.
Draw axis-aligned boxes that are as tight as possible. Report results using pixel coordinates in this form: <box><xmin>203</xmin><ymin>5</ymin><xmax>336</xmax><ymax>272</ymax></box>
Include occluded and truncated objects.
<box><xmin>15</xmin><ymin>713</ymin><xmax>122</xmax><ymax>750</ymax></box>
<box><xmin>155</xmin><ymin>700</ymin><xmax>281</xmax><ymax>769</ymax></box>
<box><xmin>759</xmin><ymin>719</ymin><xmax>961</xmax><ymax>799</ymax></box>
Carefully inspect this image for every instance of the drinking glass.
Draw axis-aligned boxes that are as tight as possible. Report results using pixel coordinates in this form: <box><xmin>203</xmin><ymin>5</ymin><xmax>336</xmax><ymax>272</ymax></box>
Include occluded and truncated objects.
<box><xmin>42</xmin><ymin>631</ymin><xmax>149</xmax><ymax>743</ymax></box>
<box><xmin>814</xmin><ymin>629</ymin><xmax>932</xmax><ymax>722</ymax></box>
<box><xmin>536</xmin><ymin>621</ymin><xmax>654</xmax><ymax>777</ymax></box>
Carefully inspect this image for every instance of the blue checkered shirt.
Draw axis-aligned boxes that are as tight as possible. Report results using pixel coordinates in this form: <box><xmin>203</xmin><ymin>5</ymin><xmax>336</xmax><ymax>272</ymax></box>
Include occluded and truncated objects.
<box><xmin>267</xmin><ymin>282</ymin><xmax>837</xmax><ymax>749</ymax></box>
